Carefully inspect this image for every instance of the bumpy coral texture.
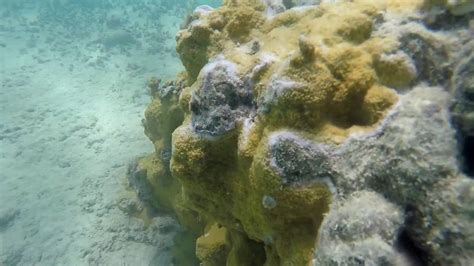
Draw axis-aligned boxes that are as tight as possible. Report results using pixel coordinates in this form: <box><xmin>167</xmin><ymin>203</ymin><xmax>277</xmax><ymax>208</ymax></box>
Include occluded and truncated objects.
<box><xmin>137</xmin><ymin>0</ymin><xmax>474</xmax><ymax>265</ymax></box>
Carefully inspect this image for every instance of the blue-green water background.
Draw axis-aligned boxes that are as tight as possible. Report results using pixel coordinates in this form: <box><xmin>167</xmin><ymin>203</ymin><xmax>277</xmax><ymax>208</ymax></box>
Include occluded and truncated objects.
<box><xmin>0</xmin><ymin>0</ymin><xmax>220</xmax><ymax>265</ymax></box>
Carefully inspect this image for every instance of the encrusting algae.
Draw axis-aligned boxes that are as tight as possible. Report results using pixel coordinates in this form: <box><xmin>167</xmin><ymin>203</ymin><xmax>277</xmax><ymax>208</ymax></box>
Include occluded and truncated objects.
<box><xmin>131</xmin><ymin>0</ymin><xmax>474</xmax><ymax>265</ymax></box>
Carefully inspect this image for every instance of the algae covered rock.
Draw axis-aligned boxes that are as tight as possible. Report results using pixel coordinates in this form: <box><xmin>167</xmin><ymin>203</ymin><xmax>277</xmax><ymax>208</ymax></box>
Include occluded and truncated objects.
<box><xmin>189</xmin><ymin>58</ymin><xmax>254</xmax><ymax>136</ymax></box>
<box><xmin>196</xmin><ymin>224</ymin><xmax>230</xmax><ymax>266</ymax></box>
<box><xmin>314</xmin><ymin>191</ymin><xmax>406</xmax><ymax>265</ymax></box>
<box><xmin>268</xmin><ymin>132</ymin><xmax>334</xmax><ymax>186</ymax></box>
<box><xmin>135</xmin><ymin>0</ymin><xmax>474</xmax><ymax>265</ymax></box>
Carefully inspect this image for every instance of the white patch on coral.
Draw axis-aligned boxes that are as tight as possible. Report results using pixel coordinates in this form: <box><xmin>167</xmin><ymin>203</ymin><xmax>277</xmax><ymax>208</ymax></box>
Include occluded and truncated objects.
<box><xmin>262</xmin><ymin>0</ymin><xmax>318</xmax><ymax>18</ymax></box>
<box><xmin>262</xmin><ymin>76</ymin><xmax>302</xmax><ymax>107</ymax></box>
<box><xmin>260</xmin><ymin>0</ymin><xmax>285</xmax><ymax>17</ymax></box>
<box><xmin>200</xmin><ymin>55</ymin><xmax>239</xmax><ymax>80</ymax></box>
<box><xmin>250</xmin><ymin>53</ymin><xmax>277</xmax><ymax>79</ymax></box>
<box><xmin>290</xmin><ymin>5</ymin><xmax>318</xmax><ymax>12</ymax></box>
<box><xmin>186</xmin><ymin>6</ymin><xmax>215</xmax><ymax>30</ymax></box>
<box><xmin>193</xmin><ymin>5</ymin><xmax>214</xmax><ymax>16</ymax></box>
<box><xmin>189</xmin><ymin>19</ymin><xmax>204</xmax><ymax>28</ymax></box>
<box><xmin>238</xmin><ymin>117</ymin><xmax>255</xmax><ymax>153</ymax></box>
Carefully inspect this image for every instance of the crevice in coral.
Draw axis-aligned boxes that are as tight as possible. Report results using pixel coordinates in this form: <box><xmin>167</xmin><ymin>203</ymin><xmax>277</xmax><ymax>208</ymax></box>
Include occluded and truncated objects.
<box><xmin>396</xmin><ymin>204</ymin><xmax>430</xmax><ymax>266</ymax></box>
<box><xmin>395</xmin><ymin>229</ymin><xmax>429</xmax><ymax>266</ymax></box>
<box><xmin>460</xmin><ymin>135</ymin><xmax>474</xmax><ymax>176</ymax></box>
<box><xmin>229</xmin><ymin>232</ymin><xmax>267</xmax><ymax>266</ymax></box>
<box><xmin>423</xmin><ymin>10</ymin><xmax>473</xmax><ymax>31</ymax></box>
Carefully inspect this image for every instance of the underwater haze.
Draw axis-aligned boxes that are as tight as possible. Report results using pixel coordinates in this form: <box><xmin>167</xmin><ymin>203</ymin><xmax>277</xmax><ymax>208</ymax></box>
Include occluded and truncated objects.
<box><xmin>2</xmin><ymin>0</ymin><xmax>474</xmax><ymax>266</ymax></box>
<box><xmin>0</xmin><ymin>0</ymin><xmax>219</xmax><ymax>265</ymax></box>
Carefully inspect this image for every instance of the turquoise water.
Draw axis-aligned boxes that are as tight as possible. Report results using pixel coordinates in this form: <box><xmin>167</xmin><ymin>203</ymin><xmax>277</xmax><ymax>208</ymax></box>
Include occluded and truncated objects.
<box><xmin>2</xmin><ymin>1</ymin><xmax>473</xmax><ymax>265</ymax></box>
<box><xmin>0</xmin><ymin>0</ymin><xmax>218</xmax><ymax>265</ymax></box>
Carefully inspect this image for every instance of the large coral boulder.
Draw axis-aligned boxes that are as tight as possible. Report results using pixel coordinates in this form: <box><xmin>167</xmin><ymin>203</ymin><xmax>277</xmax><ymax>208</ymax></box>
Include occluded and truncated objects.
<box><xmin>136</xmin><ymin>0</ymin><xmax>474</xmax><ymax>265</ymax></box>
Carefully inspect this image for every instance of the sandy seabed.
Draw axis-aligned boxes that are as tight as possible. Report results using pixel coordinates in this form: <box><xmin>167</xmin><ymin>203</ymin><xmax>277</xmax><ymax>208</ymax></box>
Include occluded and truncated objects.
<box><xmin>0</xmin><ymin>2</ymin><xmax>191</xmax><ymax>265</ymax></box>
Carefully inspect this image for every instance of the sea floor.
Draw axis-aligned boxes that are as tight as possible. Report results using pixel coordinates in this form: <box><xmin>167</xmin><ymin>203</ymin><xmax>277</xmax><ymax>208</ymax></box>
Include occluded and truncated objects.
<box><xmin>0</xmin><ymin>2</ymin><xmax>193</xmax><ymax>265</ymax></box>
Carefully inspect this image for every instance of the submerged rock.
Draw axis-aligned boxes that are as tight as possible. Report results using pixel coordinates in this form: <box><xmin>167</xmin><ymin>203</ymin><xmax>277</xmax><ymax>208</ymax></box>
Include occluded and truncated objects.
<box><xmin>189</xmin><ymin>58</ymin><xmax>254</xmax><ymax>136</ymax></box>
<box><xmin>268</xmin><ymin>132</ymin><xmax>334</xmax><ymax>186</ymax></box>
<box><xmin>136</xmin><ymin>0</ymin><xmax>474</xmax><ymax>265</ymax></box>
<box><xmin>314</xmin><ymin>191</ymin><xmax>406</xmax><ymax>265</ymax></box>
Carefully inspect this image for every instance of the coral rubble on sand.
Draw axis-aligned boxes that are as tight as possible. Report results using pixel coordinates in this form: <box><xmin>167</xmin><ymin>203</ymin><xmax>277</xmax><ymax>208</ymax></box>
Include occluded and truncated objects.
<box><xmin>134</xmin><ymin>0</ymin><xmax>474</xmax><ymax>265</ymax></box>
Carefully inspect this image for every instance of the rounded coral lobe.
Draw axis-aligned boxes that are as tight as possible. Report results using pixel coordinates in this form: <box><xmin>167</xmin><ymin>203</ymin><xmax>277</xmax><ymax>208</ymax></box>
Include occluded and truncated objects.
<box><xmin>189</xmin><ymin>59</ymin><xmax>254</xmax><ymax>136</ymax></box>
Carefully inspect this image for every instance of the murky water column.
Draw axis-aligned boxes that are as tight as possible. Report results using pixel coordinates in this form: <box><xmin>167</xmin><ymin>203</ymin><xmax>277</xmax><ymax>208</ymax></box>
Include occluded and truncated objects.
<box><xmin>0</xmin><ymin>0</ymin><xmax>219</xmax><ymax>265</ymax></box>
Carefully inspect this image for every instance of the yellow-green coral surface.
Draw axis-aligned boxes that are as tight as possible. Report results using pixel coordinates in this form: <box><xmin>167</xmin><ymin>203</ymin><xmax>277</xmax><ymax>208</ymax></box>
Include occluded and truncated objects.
<box><xmin>138</xmin><ymin>1</ymin><xmax>433</xmax><ymax>265</ymax></box>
